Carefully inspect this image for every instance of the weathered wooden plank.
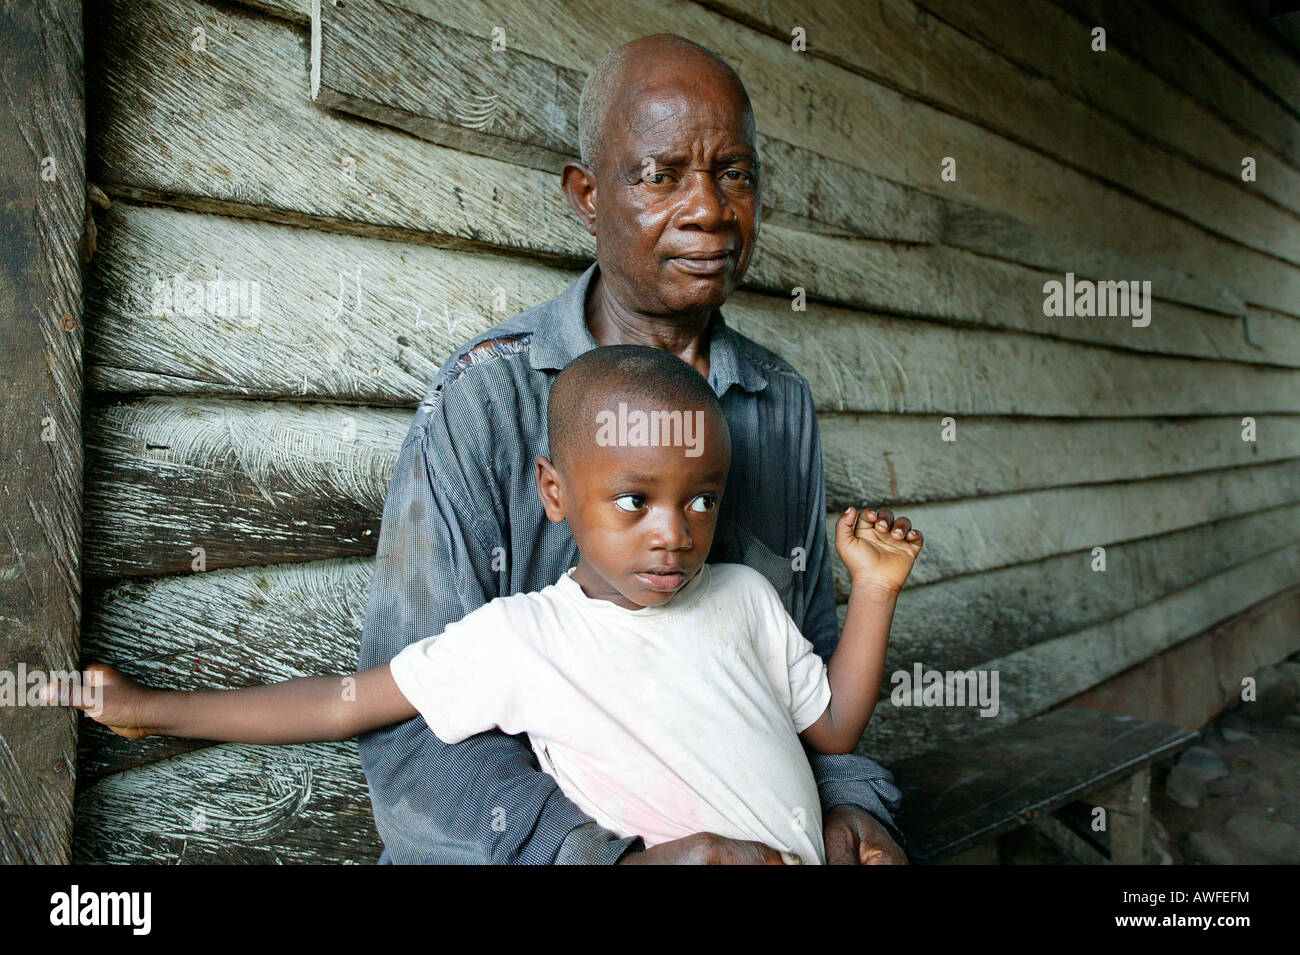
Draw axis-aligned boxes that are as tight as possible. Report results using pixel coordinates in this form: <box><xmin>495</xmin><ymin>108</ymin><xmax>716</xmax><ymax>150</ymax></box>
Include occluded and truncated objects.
<box><xmin>890</xmin><ymin>708</ymin><xmax>1195</xmax><ymax>859</ymax></box>
<box><xmin>95</xmin><ymin>0</ymin><xmax>1300</xmax><ymax>318</ymax></box>
<box><xmin>382</xmin><ymin>0</ymin><xmax>1300</xmax><ymax>316</ymax></box>
<box><xmin>314</xmin><ymin>0</ymin><xmax>1248</xmax><ymax>319</ymax></box>
<box><xmin>88</xmin><ymin>207</ymin><xmax>1293</xmax><ymax>420</ymax></box>
<box><xmin>90</xmin><ymin>0</ymin><xmax>594</xmax><ymax>261</ymax></box>
<box><xmin>84</xmin><ymin>399</ymin><xmax>405</xmax><ymax>578</ymax></box>
<box><xmin>72</xmin><ymin>740</ymin><xmax>379</xmax><ymax>864</ymax></box>
<box><xmin>860</xmin><ymin>539</ymin><xmax>1300</xmax><ymax>760</ymax></box>
<box><xmin>81</xmin><ymin>396</ymin><xmax>1300</xmax><ymax>581</ymax></box>
<box><xmin>697</xmin><ymin>0</ymin><xmax>1300</xmax><ymax>260</ymax></box>
<box><xmin>831</xmin><ymin>458</ymin><xmax>1300</xmax><ymax>592</ymax></box>
<box><xmin>872</xmin><ymin>500</ymin><xmax>1300</xmax><ymax>675</ymax></box>
<box><xmin>0</xmin><ymin>0</ymin><xmax>84</xmax><ymax>865</ymax></box>
<box><xmin>78</xmin><ymin>501</ymin><xmax>1300</xmax><ymax>776</ymax></box>
<box><xmin>1161</xmin><ymin>0</ymin><xmax>1300</xmax><ymax>120</ymax></box>
<box><xmin>1047</xmin><ymin>0</ymin><xmax>1300</xmax><ymax>165</ymax></box>
<box><xmin>820</xmin><ymin>413</ymin><xmax>1300</xmax><ymax>507</ymax></box>
<box><xmin>79</xmin><ymin>555</ymin><xmax>370</xmax><ymax>782</ymax></box>
<box><xmin>235</xmin><ymin>0</ymin><xmax>310</xmax><ymax>24</ymax></box>
<box><xmin>898</xmin><ymin>0</ymin><xmax>1300</xmax><ymax>215</ymax></box>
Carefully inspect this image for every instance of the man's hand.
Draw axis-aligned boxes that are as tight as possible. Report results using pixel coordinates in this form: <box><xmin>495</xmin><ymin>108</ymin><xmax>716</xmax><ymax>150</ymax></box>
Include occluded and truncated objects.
<box><xmin>617</xmin><ymin>832</ymin><xmax>801</xmax><ymax>865</ymax></box>
<box><xmin>823</xmin><ymin>804</ymin><xmax>909</xmax><ymax>865</ymax></box>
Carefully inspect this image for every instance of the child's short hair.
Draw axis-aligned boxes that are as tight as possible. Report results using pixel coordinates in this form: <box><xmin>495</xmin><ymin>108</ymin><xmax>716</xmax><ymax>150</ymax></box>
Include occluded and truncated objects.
<box><xmin>547</xmin><ymin>344</ymin><xmax>729</xmax><ymax>470</ymax></box>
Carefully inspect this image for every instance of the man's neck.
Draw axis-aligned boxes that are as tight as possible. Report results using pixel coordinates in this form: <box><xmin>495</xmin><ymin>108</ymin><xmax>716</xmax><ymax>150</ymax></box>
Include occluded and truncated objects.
<box><xmin>585</xmin><ymin>268</ymin><xmax>713</xmax><ymax>380</ymax></box>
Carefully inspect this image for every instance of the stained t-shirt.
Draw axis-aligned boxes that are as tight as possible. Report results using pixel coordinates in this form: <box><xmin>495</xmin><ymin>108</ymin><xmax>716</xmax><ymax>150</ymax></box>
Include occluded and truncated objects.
<box><xmin>390</xmin><ymin>562</ymin><xmax>832</xmax><ymax>864</ymax></box>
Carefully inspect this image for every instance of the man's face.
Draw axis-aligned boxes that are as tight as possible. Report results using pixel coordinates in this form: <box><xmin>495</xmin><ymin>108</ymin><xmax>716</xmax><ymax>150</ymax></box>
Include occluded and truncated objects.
<box><xmin>536</xmin><ymin>403</ymin><xmax>732</xmax><ymax>610</ymax></box>
<box><xmin>593</xmin><ymin>74</ymin><xmax>760</xmax><ymax>316</ymax></box>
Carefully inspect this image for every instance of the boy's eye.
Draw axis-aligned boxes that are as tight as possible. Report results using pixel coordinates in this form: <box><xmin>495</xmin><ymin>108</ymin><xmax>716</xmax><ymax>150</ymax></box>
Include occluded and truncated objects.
<box><xmin>689</xmin><ymin>494</ymin><xmax>717</xmax><ymax>513</ymax></box>
<box><xmin>614</xmin><ymin>494</ymin><xmax>646</xmax><ymax>512</ymax></box>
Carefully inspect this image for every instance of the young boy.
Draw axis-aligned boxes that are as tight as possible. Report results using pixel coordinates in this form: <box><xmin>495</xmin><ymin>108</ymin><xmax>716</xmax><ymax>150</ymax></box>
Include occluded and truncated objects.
<box><xmin>48</xmin><ymin>345</ymin><xmax>923</xmax><ymax>865</ymax></box>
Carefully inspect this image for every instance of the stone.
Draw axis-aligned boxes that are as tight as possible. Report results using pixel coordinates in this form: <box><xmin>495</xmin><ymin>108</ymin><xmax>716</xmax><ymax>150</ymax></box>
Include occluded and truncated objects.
<box><xmin>1205</xmin><ymin>773</ymin><xmax>1250</xmax><ymax>797</ymax></box>
<box><xmin>1176</xmin><ymin>746</ymin><xmax>1230</xmax><ymax>781</ymax></box>
<box><xmin>1220</xmin><ymin>727</ymin><xmax>1257</xmax><ymax>744</ymax></box>
<box><xmin>1243</xmin><ymin>666</ymin><xmax>1299</xmax><ymax>720</ymax></box>
<box><xmin>1224</xmin><ymin>814</ymin><xmax>1300</xmax><ymax>862</ymax></box>
<box><xmin>1164</xmin><ymin>764</ymin><xmax>1204</xmax><ymax>809</ymax></box>
<box><xmin>1185</xmin><ymin>830</ymin><xmax>1239</xmax><ymax>865</ymax></box>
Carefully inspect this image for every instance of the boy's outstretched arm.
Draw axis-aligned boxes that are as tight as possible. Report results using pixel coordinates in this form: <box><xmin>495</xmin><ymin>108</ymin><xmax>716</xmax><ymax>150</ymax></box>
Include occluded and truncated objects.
<box><xmin>800</xmin><ymin>505</ymin><xmax>923</xmax><ymax>755</ymax></box>
<box><xmin>41</xmin><ymin>662</ymin><xmax>416</xmax><ymax>744</ymax></box>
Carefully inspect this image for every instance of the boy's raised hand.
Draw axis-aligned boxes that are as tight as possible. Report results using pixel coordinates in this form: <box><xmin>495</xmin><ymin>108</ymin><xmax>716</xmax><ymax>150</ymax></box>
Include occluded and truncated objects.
<box><xmin>38</xmin><ymin>662</ymin><xmax>158</xmax><ymax>739</ymax></box>
<box><xmin>835</xmin><ymin>505</ymin><xmax>923</xmax><ymax>594</ymax></box>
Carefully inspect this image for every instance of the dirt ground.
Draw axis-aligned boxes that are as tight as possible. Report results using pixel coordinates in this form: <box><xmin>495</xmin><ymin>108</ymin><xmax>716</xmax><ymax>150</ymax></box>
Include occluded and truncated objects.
<box><xmin>1149</xmin><ymin>651</ymin><xmax>1300</xmax><ymax>865</ymax></box>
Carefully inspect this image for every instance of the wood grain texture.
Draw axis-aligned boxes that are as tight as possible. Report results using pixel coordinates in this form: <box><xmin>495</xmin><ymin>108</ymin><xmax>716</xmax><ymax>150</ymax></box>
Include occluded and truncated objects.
<box><xmin>699</xmin><ymin>0</ymin><xmax>1300</xmax><ymax>262</ymax></box>
<box><xmin>890</xmin><ymin>707</ymin><xmax>1196</xmax><ymax>858</ymax></box>
<box><xmin>314</xmin><ymin>0</ymin><xmax>1246</xmax><ymax>321</ymax></box>
<box><xmin>1048</xmin><ymin>0</ymin><xmax>1300</xmax><ymax>166</ymax></box>
<box><xmin>0</xmin><ymin>0</ymin><xmax>84</xmax><ymax>865</ymax></box>
<box><xmin>90</xmin><ymin>0</ymin><xmax>1300</xmax><ymax>318</ymax></box>
<box><xmin>84</xmin><ymin>398</ymin><xmax>406</xmax><ymax>577</ymax></box>
<box><xmin>382</xmin><ymin>0</ymin><xmax>1300</xmax><ymax>316</ymax></box>
<box><xmin>860</xmin><ymin>539</ymin><xmax>1300</xmax><ymax>760</ymax></box>
<box><xmin>81</xmin><ymin>397</ymin><xmax>1300</xmax><ymax>581</ymax></box>
<box><xmin>72</xmin><ymin>740</ymin><xmax>379</xmax><ymax>864</ymax></box>
<box><xmin>830</xmin><ymin>458</ymin><xmax>1300</xmax><ymax>592</ymax></box>
<box><xmin>1158</xmin><ymin>0</ymin><xmax>1300</xmax><ymax>120</ymax></box>
<box><xmin>870</xmin><ymin>501</ymin><xmax>1300</xmax><ymax>676</ymax></box>
<box><xmin>79</xmin><ymin>556</ymin><xmax>370</xmax><ymax>782</ymax></box>
<box><xmin>78</xmin><ymin>501</ymin><xmax>1300</xmax><ymax>777</ymax></box>
<box><xmin>87</xmin><ymin>206</ymin><xmax>1292</xmax><ymax>421</ymax></box>
<box><xmin>903</xmin><ymin>0</ymin><xmax>1300</xmax><ymax>214</ymax></box>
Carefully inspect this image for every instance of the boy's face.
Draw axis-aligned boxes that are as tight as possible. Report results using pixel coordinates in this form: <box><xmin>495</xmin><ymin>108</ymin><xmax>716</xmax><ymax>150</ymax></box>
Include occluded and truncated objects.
<box><xmin>536</xmin><ymin>401</ymin><xmax>731</xmax><ymax>610</ymax></box>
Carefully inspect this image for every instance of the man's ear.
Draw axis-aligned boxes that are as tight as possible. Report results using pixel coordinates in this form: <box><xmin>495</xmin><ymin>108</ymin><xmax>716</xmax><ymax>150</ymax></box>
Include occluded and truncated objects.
<box><xmin>560</xmin><ymin>160</ymin><xmax>598</xmax><ymax>236</ymax></box>
<box><xmin>535</xmin><ymin>454</ymin><xmax>566</xmax><ymax>523</ymax></box>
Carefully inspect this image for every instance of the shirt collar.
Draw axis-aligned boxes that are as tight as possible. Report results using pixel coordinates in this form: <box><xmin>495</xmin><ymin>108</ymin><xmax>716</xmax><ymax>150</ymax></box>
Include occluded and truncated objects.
<box><xmin>527</xmin><ymin>261</ymin><xmax>768</xmax><ymax>396</ymax></box>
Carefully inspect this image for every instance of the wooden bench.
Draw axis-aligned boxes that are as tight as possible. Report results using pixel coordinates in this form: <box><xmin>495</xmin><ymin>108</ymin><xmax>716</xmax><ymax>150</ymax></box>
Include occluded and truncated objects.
<box><xmin>891</xmin><ymin>707</ymin><xmax>1198</xmax><ymax>864</ymax></box>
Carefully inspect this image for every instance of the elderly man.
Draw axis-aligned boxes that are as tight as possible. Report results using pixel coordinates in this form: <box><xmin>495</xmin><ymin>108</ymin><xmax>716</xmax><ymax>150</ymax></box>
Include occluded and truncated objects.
<box><xmin>358</xmin><ymin>32</ymin><xmax>909</xmax><ymax>864</ymax></box>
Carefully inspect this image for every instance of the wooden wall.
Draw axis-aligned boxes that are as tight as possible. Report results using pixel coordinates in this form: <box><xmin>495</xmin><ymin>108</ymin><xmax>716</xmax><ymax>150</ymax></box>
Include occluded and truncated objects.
<box><xmin>75</xmin><ymin>0</ymin><xmax>1300</xmax><ymax>862</ymax></box>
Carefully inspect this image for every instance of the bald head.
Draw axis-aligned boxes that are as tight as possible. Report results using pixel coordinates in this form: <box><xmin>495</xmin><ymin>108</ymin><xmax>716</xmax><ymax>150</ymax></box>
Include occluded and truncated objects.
<box><xmin>546</xmin><ymin>345</ymin><xmax>730</xmax><ymax>474</ymax></box>
<box><xmin>577</xmin><ymin>33</ymin><xmax>754</xmax><ymax>176</ymax></box>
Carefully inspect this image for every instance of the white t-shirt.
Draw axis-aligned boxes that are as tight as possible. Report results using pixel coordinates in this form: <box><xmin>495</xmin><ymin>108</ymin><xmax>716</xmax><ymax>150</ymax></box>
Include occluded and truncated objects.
<box><xmin>390</xmin><ymin>562</ymin><xmax>832</xmax><ymax>864</ymax></box>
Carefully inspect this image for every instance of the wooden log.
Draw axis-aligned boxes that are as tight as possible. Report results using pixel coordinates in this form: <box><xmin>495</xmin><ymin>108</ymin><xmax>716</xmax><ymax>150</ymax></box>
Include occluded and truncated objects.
<box><xmin>92</xmin><ymin>0</ymin><xmax>1300</xmax><ymax>317</ymax></box>
<box><xmin>903</xmin><ymin>0</ymin><xmax>1300</xmax><ymax>213</ymax></box>
<box><xmin>78</xmin><ymin>502</ymin><xmax>1300</xmax><ymax>776</ymax></box>
<box><xmin>87</xmin><ymin>206</ymin><xmax>1294</xmax><ymax>420</ymax></box>
<box><xmin>1234</xmin><ymin>0</ymin><xmax>1300</xmax><ymax>62</ymax></box>
<box><xmin>86</xmin><ymin>394</ymin><xmax>1300</xmax><ymax>578</ymax></box>
<box><xmin>84</xmin><ymin>399</ymin><xmax>406</xmax><ymax>578</ymax></box>
<box><xmin>830</xmin><ymin>458</ymin><xmax>1300</xmax><ymax>591</ymax></box>
<box><xmin>860</xmin><ymin>539</ymin><xmax>1300</xmax><ymax>760</ymax></box>
<box><xmin>820</xmin><ymin>414</ymin><xmax>1300</xmax><ymax>508</ymax></box>
<box><xmin>380</xmin><ymin>0</ymin><xmax>1300</xmax><ymax>317</ymax></box>
<box><xmin>1048</xmin><ymin>0</ymin><xmax>1300</xmax><ymax>165</ymax></box>
<box><xmin>235</xmin><ymin>0</ymin><xmax>309</xmax><ymax>24</ymax></box>
<box><xmin>697</xmin><ymin>0</ymin><xmax>1300</xmax><ymax>260</ymax></box>
<box><xmin>0</xmin><ymin>0</ymin><xmax>84</xmax><ymax>865</ymax></box>
<box><xmin>873</xmin><ymin>501</ymin><xmax>1300</xmax><ymax>675</ymax></box>
<box><xmin>1159</xmin><ymin>0</ymin><xmax>1300</xmax><ymax>120</ymax></box>
<box><xmin>313</xmin><ymin>0</ymin><xmax>1247</xmax><ymax>318</ymax></box>
<box><xmin>72</xmin><ymin>740</ymin><xmax>379</xmax><ymax>864</ymax></box>
<box><xmin>79</xmin><ymin>556</ymin><xmax>371</xmax><ymax>782</ymax></box>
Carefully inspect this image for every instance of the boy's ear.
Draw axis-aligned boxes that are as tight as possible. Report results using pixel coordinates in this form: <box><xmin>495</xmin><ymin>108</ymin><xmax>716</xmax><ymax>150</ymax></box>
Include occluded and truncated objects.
<box><xmin>535</xmin><ymin>455</ymin><xmax>566</xmax><ymax>523</ymax></box>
